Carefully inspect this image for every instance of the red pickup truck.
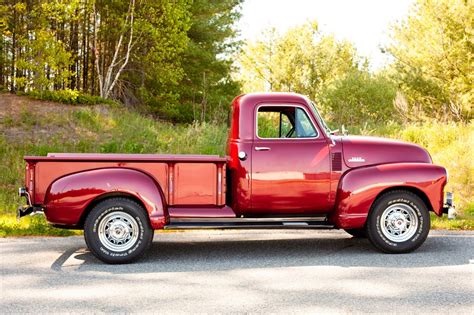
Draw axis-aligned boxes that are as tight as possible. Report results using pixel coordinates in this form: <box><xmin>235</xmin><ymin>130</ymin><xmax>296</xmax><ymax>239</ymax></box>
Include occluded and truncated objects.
<box><xmin>17</xmin><ymin>93</ymin><xmax>453</xmax><ymax>263</ymax></box>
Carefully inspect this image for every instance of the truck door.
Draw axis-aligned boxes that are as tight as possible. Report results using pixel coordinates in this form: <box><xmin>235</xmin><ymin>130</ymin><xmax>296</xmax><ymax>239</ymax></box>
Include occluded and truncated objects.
<box><xmin>250</xmin><ymin>104</ymin><xmax>331</xmax><ymax>215</ymax></box>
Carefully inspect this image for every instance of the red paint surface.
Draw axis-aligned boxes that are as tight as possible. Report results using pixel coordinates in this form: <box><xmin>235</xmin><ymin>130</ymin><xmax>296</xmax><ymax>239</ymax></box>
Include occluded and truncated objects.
<box><xmin>174</xmin><ymin>163</ymin><xmax>218</xmax><ymax>205</ymax></box>
<box><xmin>21</xmin><ymin>92</ymin><xmax>448</xmax><ymax>230</ymax></box>
<box><xmin>168</xmin><ymin>206</ymin><xmax>235</xmax><ymax>218</ymax></box>
<box><xmin>340</xmin><ymin>136</ymin><xmax>432</xmax><ymax>167</ymax></box>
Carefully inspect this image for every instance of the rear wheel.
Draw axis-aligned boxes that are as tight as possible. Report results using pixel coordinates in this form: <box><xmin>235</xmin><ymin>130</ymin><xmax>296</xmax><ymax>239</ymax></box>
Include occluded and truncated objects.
<box><xmin>84</xmin><ymin>197</ymin><xmax>154</xmax><ymax>264</ymax></box>
<box><xmin>366</xmin><ymin>190</ymin><xmax>430</xmax><ymax>253</ymax></box>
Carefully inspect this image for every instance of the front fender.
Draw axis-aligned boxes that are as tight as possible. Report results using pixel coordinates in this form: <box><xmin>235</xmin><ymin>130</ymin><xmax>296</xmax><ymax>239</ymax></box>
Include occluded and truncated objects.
<box><xmin>44</xmin><ymin>168</ymin><xmax>167</xmax><ymax>229</ymax></box>
<box><xmin>329</xmin><ymin>163</ymin><xmax>447</xmax><ymax>229</ymax></box>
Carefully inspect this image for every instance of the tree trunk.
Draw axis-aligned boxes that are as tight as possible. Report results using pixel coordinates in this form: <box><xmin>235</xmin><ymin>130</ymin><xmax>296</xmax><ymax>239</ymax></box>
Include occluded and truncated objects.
<box><xmin>0</xmin><ymin>36</ymin><xmax>4</xmax><ymax>87</ymax></box>
<box><xmin>90</xmin><ymin>7</ymin><xmax>96</xmax><ymax>95</ymax></box>
<box><xmin>70</xmin><ymin>11</ymin><xmax>79</xmax><ymax>90</ymax></box>
<box><xmin>10</xmin><ymin>7</ymin><xmax>17</xmax><ymax>92</ymax></box>
<box><xmin>82</xmin><ymin>1</ymin><xmax>89</xmax><ymax>92</ymax></box>
<box><xmin>95</xmin><ymin>0</ymin><xmax>136</xmax><ymax>99</ymax></box>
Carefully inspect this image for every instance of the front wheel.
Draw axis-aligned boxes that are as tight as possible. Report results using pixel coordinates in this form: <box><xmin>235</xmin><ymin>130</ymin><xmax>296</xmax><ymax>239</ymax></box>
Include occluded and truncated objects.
<box><xmin>366</xmin><ymin>190</ymin><xmax>430</xmax><ymax>253</ymax></box>
<box><xmin>84</xmin><ymin>197</ymin><xmax>154</xmax><ymax>264</ymax></box>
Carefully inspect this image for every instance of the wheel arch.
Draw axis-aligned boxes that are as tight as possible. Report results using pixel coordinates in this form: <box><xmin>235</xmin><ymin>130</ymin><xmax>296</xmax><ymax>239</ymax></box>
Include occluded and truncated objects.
<box><xmin>372</xmin><ymin>186</ymin><xmax>434</xmax><ymax>213</ymax></box>
<box><xmin>44</xmin><ymin>168</ymin><xmax>168</xmax><ymax>229</ymax></box>
<box><xmin>329</xmin><ymin>163</ymin><xmax>447</xmax><ymax>229</ymax></box>
<box><xmin>77</xmin><ymin>192</ymin><xmax>150</xmax><ymax>229</ymax></box>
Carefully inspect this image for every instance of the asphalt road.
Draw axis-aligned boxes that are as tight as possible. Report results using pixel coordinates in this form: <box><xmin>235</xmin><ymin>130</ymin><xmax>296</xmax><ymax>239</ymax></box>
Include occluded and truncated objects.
<box><xmin>1</xmin><ymin>230</ymin><xmax>473</xmax><ymax>313</ymax></box>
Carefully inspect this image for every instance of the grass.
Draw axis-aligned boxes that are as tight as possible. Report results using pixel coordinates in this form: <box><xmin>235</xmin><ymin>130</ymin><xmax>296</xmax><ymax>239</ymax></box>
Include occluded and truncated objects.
<box><xmin>0</xmin><ymin>94</ymin><xmax>472</xmax><ymax>236</ymax></box>
<box><xmin>431</xmin><ymin>202</ymin><xmax>474</xmax><ymax>230</ymax></box>
<box><xmin>0</xmin><ymin>216</ymin><xmax>81</xmax><ymax>237</ymax></box>
<box><xmin>21</xmin><ymin>89</ymin><xmax>117</xmax><ymax>105</ymax></box>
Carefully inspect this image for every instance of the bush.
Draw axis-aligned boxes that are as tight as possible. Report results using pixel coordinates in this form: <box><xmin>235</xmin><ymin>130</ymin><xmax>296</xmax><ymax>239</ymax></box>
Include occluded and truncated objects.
<box><xmin>320</xmin><ymin>70</ymin><xmax>397</xmax><ymax>129</ymax></box>
<box><xmin>22</xmin><ymin>89</ymin><xmax>116</xmax><ymax>105</ymax></box>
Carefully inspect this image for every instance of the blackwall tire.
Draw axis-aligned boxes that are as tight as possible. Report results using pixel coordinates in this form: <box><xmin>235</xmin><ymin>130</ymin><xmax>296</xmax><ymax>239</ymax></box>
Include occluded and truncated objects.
<box><xmin>366</xmin><ymin>190</ymin><xmax>430</xmax><ymax>253</ymax></box>
<box><xmin>84</xmin><ymin>197</ymin><xmax>154</xmax><ymax>264</ymax></box>
<box><xmin>344</xmin><ymin>228</ymin><xmax>366</xmax><ymax>238</ymax></box>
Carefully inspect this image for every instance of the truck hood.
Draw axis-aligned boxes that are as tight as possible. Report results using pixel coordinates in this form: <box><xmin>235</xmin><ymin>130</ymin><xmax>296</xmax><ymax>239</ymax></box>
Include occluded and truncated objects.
<box><xmin>338</xmin><ymin>136</ymin><xmax>432</xmax><ymax>168</ymax></box>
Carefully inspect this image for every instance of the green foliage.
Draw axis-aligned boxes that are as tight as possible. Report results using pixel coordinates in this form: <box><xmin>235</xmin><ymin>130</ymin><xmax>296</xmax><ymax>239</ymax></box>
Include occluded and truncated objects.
<box><xmin>238</xmin><ymin>22</ymin><xmax>359</xmax><ymax>101</ymax></box>
<box><xmin>238</xmin><ymin>22</ymin><xmax>398</xmax><ymax>129</ymax></box>
<box><xmin>320</xmin><ymin>70</ymin><xmax>397</xmax><ymax>128</ymax></box>
<box><xmin>16</xmin><ymin>29</ymin><xmax>73</xmax><ymax>90</ymax></box>
<box><xmin>144</xmin><ymin>0</ymin><xmax>243</xmax><ymax>122</ymax></box>
<box><xmin>386</xmin><ymin>0</ymin><xmax>473</xmax><ymax>121</ymax></box>
<box><xmin>1</xmin><ymin>0</ymin><xmax>241</xmax><ymax>123</ymax></box>
<box><xmin>23</xmin><ymin>89</ymin><xmax>115</xmax><ymax>105</ymax></box>
<box><xmin>124</xmin><ymin>0</ymin><xmax>192</xmax><ymax>111</ymax></box>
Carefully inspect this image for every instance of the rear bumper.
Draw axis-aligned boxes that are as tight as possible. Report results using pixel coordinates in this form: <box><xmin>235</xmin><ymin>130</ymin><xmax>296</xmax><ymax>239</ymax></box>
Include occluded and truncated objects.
<box><xmin>17</xmin><ymin>187</ymin><xmax>43</xmax><ymax>220</ymax></box>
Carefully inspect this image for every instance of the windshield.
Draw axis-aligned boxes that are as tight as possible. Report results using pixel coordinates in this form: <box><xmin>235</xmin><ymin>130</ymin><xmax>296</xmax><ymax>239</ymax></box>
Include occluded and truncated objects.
<box><xmin>309</xmin><ymin>101</ymin><xmax>331</xmax><ymax>136</ymax></box>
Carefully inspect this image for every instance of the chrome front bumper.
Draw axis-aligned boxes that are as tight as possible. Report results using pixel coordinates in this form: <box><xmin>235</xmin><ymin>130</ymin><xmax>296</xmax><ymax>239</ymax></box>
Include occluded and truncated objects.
<box><xmin>442</xmin><ymin>192</ymin><xmax>456</xmax><ymax>219</ymax></box>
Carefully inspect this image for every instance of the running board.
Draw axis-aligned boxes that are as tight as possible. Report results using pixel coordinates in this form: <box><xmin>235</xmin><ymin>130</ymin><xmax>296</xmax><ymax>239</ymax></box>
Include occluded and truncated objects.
<box><xmin>165</xmin><ymin>217</ymin><xmax>334</xmax><ymax>230</ymax></box>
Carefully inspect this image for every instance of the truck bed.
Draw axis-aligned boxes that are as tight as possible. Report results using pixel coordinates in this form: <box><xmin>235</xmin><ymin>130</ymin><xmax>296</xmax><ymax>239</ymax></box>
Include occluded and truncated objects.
<box><xmin>25</xmin><ymin>153</ymin><xmax>227</xmax><ymax>207</ymax></box>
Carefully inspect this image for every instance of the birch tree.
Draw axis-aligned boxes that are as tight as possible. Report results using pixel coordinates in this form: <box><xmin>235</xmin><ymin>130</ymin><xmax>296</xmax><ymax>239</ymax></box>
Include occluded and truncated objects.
<box><xmin>94</xmin><ymin>0</ymin><xmax>135</xmax><ymax>99</ymax></box>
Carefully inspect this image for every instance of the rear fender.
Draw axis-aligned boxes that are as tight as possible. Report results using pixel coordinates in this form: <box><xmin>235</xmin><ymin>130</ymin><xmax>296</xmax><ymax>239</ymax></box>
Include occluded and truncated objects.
<box><xmin>329</xmin><ymin>163</ymin><xmax>447</xmax><ymax>229</ymax></box>
<box><xmin>44</xmin><ymin>168</ymin><xmax>167</xmax><ymax>229</ymax></box>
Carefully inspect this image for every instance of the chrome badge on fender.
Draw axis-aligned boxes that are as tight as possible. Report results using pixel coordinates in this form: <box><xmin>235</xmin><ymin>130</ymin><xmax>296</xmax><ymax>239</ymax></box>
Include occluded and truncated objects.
<box><xmin>348</xmin><ymin>157</ymin><xmax>365</xmax><ymax>162</ymax></box>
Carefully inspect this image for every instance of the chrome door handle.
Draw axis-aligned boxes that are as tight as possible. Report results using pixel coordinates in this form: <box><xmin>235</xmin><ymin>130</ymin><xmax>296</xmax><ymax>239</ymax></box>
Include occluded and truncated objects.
<box><xmin>255</xmin><ymin>146</ymin><xmax>271</xmax><ymax>151</ymax></box>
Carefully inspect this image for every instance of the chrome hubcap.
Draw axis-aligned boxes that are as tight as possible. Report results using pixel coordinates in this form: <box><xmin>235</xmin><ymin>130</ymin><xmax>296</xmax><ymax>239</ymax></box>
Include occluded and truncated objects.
<box><xmin>380</xmin><ymin>203</ymin><xmax>418</xmax><ymax>242</ymax></box>
<box><xmin>98</xmin><ymin>211</ymin><xmax>139</xmax><ymax>252</ymax></box>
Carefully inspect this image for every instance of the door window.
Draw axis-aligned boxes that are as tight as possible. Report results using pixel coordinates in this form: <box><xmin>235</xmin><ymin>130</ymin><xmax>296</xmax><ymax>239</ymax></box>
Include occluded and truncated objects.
<box><xmin>257</xmin><ymin>106</ymin><xmax>317</xmax><ymax>139</ymax></box>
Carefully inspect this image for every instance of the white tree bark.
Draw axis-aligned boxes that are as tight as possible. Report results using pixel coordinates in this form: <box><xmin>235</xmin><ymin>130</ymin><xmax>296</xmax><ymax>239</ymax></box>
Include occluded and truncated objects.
<box><xmin>94</xmin><ymin>0</ymin><xmax>135</xmax><ymax>99</ymax></box>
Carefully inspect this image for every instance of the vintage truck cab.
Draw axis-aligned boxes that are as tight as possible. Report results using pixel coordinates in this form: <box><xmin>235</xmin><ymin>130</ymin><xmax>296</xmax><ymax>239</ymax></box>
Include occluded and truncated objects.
<box><xmin>17</xmin><ymin>92</ymin><xmax>453</xmax><ymax>263</ymax></box>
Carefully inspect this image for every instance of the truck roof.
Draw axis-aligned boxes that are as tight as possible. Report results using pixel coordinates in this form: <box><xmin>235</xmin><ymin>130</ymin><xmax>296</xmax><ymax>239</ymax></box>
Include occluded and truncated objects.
<box><xmin>229</xmin><ymin>92</ymin><xmax>314</xmax><ymax>141</ymax></box>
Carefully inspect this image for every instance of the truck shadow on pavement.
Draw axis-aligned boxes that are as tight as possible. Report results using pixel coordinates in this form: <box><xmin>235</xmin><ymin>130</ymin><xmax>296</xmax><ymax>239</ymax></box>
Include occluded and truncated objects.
<box><xmin>57</xmin><ymin>231</ymin><xmax>473</xmax><ymax>273</ymax></box>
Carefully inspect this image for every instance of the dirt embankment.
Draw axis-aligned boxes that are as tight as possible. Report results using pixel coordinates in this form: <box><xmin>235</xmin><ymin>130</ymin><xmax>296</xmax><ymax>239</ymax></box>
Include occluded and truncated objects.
<box><xmin>0</xmin><ymin>93</ymin><xmax>107</xmax><ymax>143</ymax></box>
